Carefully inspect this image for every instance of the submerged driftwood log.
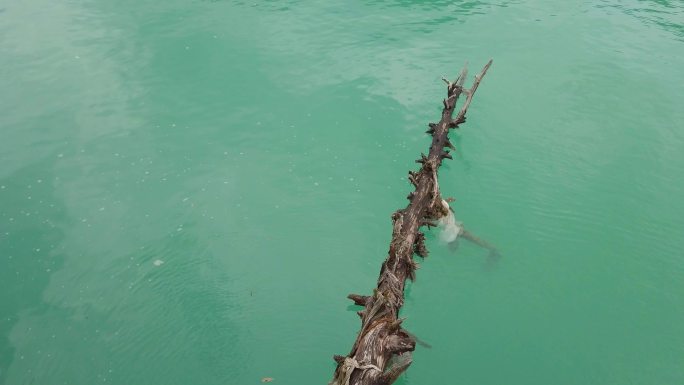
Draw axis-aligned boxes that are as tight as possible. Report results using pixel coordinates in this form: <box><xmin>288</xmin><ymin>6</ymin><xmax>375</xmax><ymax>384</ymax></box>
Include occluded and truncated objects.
<box><xmin>330</xmin><ymin>60</ymin><xmax>493</xmax><ymax>385</ymax></box>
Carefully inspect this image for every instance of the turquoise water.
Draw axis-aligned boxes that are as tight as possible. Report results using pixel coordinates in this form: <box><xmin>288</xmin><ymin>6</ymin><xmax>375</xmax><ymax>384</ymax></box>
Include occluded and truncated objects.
<box><xmin>1</xmin><ymin>1</ymin><xmax>683</xmax><ymax>384</ymax></box>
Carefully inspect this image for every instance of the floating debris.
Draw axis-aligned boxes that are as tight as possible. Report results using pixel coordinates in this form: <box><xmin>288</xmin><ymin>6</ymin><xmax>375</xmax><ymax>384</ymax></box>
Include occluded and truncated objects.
<box><xmin>153</xmin><ymin>259</ymin><xmax>164</xmax><ymax>267</ymax></box>
<box><xmin>261</xmin><ymin>378</ymin><xmax>274</xmax><ymax>383</ymax></box>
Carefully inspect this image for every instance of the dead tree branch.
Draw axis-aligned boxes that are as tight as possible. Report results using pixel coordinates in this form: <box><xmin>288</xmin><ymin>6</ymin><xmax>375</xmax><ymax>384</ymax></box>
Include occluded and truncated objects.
<box><xmin>330</xmin><ymin>60</ymin><xmax>493</xmax><ymax>385</ymax></box>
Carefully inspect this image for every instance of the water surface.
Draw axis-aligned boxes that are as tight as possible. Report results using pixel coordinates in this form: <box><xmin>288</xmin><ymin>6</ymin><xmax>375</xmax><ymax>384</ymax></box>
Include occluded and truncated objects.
<box><xmin>1</xmin><ymin>1</ymin><xmax>683</xmax><ymax>384</ymax></box>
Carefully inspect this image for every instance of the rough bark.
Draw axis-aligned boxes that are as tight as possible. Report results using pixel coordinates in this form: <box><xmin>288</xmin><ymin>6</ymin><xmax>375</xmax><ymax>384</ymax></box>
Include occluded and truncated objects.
<box><xmin>330</xmin><ymin>60</ymin><xmax>493</xmax><ymax>385</ymax></box>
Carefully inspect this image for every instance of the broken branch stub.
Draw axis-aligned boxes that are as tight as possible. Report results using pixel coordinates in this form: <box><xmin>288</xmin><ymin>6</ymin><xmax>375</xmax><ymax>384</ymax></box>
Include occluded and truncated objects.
<box><xmin>330</xmin><ymin>60</ymin><xmax>493</xmax><ymax>385</ymax></box>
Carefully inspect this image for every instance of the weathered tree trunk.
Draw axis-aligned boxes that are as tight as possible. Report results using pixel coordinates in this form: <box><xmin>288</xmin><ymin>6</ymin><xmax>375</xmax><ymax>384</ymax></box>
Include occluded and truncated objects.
<box><xmin>330</xmin><ymin>60</ymin><xmax>493</xmax><ymax>385</ymax></box>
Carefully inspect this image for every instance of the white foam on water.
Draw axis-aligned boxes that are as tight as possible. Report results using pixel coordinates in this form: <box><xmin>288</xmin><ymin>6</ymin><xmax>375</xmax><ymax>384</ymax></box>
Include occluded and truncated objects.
<box><xmin>437</xmin><ymin>200</ymin><xmax>462</xmax><ymax>243</ymax></box>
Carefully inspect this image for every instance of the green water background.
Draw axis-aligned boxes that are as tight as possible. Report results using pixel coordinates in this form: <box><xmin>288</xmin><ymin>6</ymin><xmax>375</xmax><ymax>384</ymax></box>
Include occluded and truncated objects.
<box><xmin>1</xmin><ymin>1</ymin><xmax>683</xmax><ymax>384</ymax></box>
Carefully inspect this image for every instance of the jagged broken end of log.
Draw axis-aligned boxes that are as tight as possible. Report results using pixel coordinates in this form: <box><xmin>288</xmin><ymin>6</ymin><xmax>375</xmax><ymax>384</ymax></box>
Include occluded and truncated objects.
<box><xmin>330</xmin><ymin>60</ymin><xmax>493</xmax><ymax>385</ymax></box>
